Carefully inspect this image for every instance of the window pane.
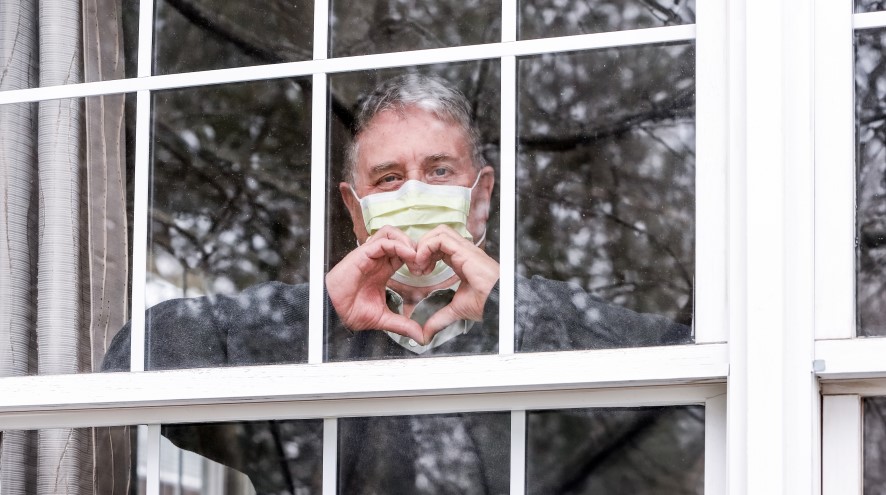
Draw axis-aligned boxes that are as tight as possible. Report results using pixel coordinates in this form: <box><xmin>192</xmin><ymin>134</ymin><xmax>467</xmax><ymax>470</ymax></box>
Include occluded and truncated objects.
<box><xmin>865</xmin><ymin>397</ymin><xmax>886</xmax><ymax>493</ymax></box>
<box><xmin>0</xmin><ymin>0</ymin><xmax>138</xmax><ymax>90</ymax></box>
<box><xmin>0</xmin><ymin>426</ymin><xmax>141</xmax><ymax>493</ymax></box>
<box><xmin>152</xmin><ymin>0</ymin><xmax>313</xmax><ymax>75</ymax></box>
<box><xmin>139</xmin><ymin>79</ymin><xmax>312</xmax><ymax>370</ymax></box>
<box><xmin>328</xmin><ymin>0</ymin><xmax>501</xmax><ymax>57</ymax></box>
<box><xmin>325</xmin><ymin>63</ymin><xmax>501</xmax><ymax>362</ymax></box>
<box><xmin>856</xmin><ymin>28</ymin><xmax>886</xmax><ymax>336</ymax></box>
<box><xmin>515</xmin><ymin>44</ymin><xmax>695</xmax><ymax>352</ymax></box>
<box><xmin>857</xmin><ymin>1</ymin><xmax>886</xmax><ymax>13</ymax></box>
<box><xmin>526</xmin><ymin>406</ymin><xmax>704</xmax><ymax>494</ymax></box>
<box><xmin>160</xmin><ymin>420</ymin><xmax>323</xmax><ymax>494</ymax></box>
<box><xmin>519</xmin><ymin>0</ymin><xmax>695</xmax><ymax>41</ymax></box>
<box><xmin>338</xmin><ymin>413</ymin><xmax>509</xmax><ymax>493</ymax></box>
<box><xmin>2</xmin><ymin>95</ymin><xmax>135</xmax><ymax>376</ymax></box>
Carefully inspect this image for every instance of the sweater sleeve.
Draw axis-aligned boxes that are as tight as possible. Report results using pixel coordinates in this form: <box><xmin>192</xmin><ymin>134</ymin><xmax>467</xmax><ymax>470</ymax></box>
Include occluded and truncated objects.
<box><xmin>515</xmin><ymin>275</ymin><xmax>691</xmax><ymax>352</ymax></box>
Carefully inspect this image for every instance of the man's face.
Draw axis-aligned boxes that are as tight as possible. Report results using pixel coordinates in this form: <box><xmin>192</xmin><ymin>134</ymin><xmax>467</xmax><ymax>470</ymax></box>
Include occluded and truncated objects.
<box><xmin>340</xmin><ymin>105</ymin><xmax>494</xmax><ymax>244</ymax></box>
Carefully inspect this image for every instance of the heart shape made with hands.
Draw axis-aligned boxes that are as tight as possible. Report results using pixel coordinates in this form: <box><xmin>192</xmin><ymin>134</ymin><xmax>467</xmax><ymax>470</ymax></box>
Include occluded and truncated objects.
<box><xmin>325</xmin><ymin>225</ymin><xmax>500</xmax><ymax>346</ymax></box>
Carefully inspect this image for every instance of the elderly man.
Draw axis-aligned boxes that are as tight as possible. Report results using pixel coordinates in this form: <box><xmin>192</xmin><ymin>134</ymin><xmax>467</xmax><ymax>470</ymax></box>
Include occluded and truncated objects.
<box><xmin>102</xmin><ymin>74</ymin><xmax>694</xmax><ymax>494</ymax></box>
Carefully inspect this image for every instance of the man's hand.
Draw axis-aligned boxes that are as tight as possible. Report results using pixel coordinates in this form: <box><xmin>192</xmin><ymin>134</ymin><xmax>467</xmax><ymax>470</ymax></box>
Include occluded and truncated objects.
<box><xmin>326</xmin><ymin>226</ymin><xmax>424</xmax><ymax>342</ymax></box>
<box><xmin>414</xmin><ymin>225</ymin><xmax>500</xmax><ymax>343</ymax></box>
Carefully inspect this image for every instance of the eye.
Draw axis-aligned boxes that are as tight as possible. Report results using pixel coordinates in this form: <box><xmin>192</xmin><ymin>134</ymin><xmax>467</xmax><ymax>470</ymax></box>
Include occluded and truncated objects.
<box><xmin>432</xmin><ymin>167</ymin><xmax>448</xmax><ymax>177</ymax></box>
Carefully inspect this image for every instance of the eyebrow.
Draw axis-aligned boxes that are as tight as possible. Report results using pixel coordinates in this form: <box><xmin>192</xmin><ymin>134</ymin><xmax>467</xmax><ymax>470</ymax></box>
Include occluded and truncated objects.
<box><xmin>368</xmin><ymin>162</ymin><xmax>400</xmax><ymax>177</ymax></box>
<box><xmin>422</xmin><ymin>153</ymin><xmax>456</xmax><ymax>165</ymax></box>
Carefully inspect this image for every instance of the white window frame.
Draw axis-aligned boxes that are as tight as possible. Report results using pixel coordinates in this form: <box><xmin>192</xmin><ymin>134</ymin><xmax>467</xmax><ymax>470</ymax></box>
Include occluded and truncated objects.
<box><xmin>0</xmin><ymin>1</ymin><xmax>734</xmax><ymax>494</ymax></box>
<box><xmin>816</xmin><ymin>3</ymin><xmax>886</xmax><ymax>495</ymax></box>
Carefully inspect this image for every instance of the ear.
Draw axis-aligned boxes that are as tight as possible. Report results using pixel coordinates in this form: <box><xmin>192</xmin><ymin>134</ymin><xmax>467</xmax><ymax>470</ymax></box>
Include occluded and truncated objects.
<box><xmin>339</xmin><ymin>182</ymin><xmax>369</xmax><ymax>242</ymax></box>
<box><xmin>468</xmin><ymin>166</ymin><xmax>495</xmax><ymax>241</ymax></box>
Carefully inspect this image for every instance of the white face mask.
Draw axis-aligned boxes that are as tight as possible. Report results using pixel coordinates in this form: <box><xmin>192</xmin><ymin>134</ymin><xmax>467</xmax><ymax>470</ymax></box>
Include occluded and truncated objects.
<box><xmin>351</xmin><ymin>174</ymin><xmax>484</xmax><ymax>287</ymax></box>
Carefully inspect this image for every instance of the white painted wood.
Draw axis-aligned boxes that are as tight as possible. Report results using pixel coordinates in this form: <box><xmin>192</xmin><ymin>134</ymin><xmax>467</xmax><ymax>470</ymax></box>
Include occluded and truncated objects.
<box><xmin>498</xmin><ymin>55</ymin><xmax>516</xmax><ymax>355</ymax></box>
<box><xmin>0</xmin><ymin>344</ymin><xmax>726</xmax><ymax>414</ymax></box>
<box><xmin>745</xmin><ymin>0</ymin><xmax>791</xmax><ymax>491</ymax></box>
<box><xmin>510</xmin><ymin>410</ymin><xmax>526</xmax><ymax>495</ymax></box>
<box><xmin>822</xmin><ymin>378</ymin><xmax>886</xmax><ymax>395</ymax></box>
<box><xmin>137</xmin><ymin>0</ymin><xmax>155</xmax><ymax>77</ymax></box>
<box><xmin>783</xmin><ymin>2</ymin><xmax>818</xmax><ymax>493</ymax></box>
<box><xmin>726</xmin><ymin>1</ymin><xmax>748</xmax><ymax>493</ymax></box>
<box><xmin>704</xmin><ymin>393</ymin><xmax>727</xmax><ymax>495</ymax></box>
<box><xmin>694</xmin><ymin>0</ymin><xmax>729</xmax><ymax>344</ymax></box>
<box><xmin>0</xmin><ymin>382</ymin><xmax>725</xmax><ymax>430</ymax></box>
<box><xmin>502</xmin><ymin>0</ymin><xmax>517</xmax><ymax>43</ymax></box>
<box><xmin>822</xmin><ymin>395</ymin><xmax>862</xmax><ymax>495</ymax></box>
<box><xmin>814</xmin><ymin>0</ymin><xmax>856</xmax><ymax>339</ymax></box>
<box><xmin>0</xmin><ymin>26</ymin><xmax>696</xmax><ymax>105</ymax></box>
<box><xmin>130</xmin><ymin>90</ymin><xmax>151</xmax><ymax>373</ymax></box>
<box><xmin>308</xmin><ymin>73</ymin><xmax>328</xmax><ymax>365</ymax></box>
<box><xmin>313</xmin><ymin>0</ymin><xmax>329</xmax><ymax>60</ymax></box>
<box><xmin>816</xmin><ymin>339</ymin><xmax>886</xmax><ymax>379</ymax></box>
<box><xmin>322</xmin><ymin>418</ymin><xmax>337</xmax><ymax>495</ymax></box>
<box><xmin>854</xmin><ymin>10</ymin><xmax>886</xmax><ymax>30</ymax></box>
<box><xmin>146</xmin><ymin>424</ymin><xmax>161</xmax><ymax>495</ymax></box>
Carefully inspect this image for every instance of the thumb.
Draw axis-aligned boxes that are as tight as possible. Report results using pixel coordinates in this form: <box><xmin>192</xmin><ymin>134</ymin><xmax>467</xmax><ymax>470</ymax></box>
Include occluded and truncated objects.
<box><xmin>421</xmin><ymin>305</ymin><xmax>462</xmax><ymax>345</ymax></box>
<box><xmin>377</xmin><ymin>312</ymin><xmax>424</xmax><ymax>344</ymax></box>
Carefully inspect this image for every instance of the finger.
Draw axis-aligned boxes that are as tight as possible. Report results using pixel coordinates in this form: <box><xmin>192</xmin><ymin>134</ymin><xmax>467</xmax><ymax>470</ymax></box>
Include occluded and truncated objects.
<box><xmin>367</xmin><ymin>225</ymin><xmax>416</xmax><ymax>248</ymax></box>
<box><xmin>421</xmin><ymin>304</ymin><xmax>463</xmax><ymax>343</ymax></box>
<box><xmin>414</xmin><ymin>227</ymin><xmax>470</xmax><ymax>272</ymax></box>
<box><xmin>362</xmin><ymin>238</ymin><xmax>417</xmax><ymax>265</ymax></box>
<box><xmin>377</xmin><ymin>312</ymin><xmax>424</xmax><ymax>343</ymax></box>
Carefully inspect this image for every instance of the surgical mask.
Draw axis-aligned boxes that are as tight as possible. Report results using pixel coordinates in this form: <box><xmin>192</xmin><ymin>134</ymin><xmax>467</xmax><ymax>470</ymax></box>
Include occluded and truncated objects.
<box><xmin>351</xmin><ymin>175</ymin><xmax>484</xmax><ymax>287</ymax></box>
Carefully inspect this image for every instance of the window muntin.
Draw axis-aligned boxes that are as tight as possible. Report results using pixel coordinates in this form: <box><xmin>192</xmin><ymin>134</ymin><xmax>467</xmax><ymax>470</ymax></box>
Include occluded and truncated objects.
<box><xmin>328</xmin><ymin>0</ymin><xmax>501</xmax><ymax>57</ymax></box>
<box><xmin>855</xmin><ymin>27</ymin><xmax>886</xmax><ymax>337</ymax></box>
<box><xmin>515</xmin><ymin>43</ymin><xmax>695</xmax><ymax>352</ymax></box>
<box><xmin>518</xmin><ymin>0</ymin><xmax>695</xmax><ymax>40</ymax></box>
<box><xmin>151</xmin><ymin>0</ymin><xmax>313</xmax><ymax>75</ymax></box>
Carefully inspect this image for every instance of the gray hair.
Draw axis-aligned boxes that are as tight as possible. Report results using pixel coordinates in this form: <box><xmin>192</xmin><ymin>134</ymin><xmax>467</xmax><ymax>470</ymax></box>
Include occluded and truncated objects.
<box><xmin>345</xmin><ymin>73</ymin><xmax>484</xmax><ymax>185</ymax></box>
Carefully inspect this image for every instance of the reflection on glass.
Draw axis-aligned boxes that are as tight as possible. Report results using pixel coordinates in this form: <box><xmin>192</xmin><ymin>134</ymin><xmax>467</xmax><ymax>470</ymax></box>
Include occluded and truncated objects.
<box><xmin>1</xmin><ymin>95</ymin><xmax>135</xmax><ymax>377</ymax></box>
<box><xmin>856</xmin><ymin>29</ymin><xmax>886</xmax><ymax>336</ymax></box>
<box><xmin>0</xmin><ymin>426</ymin><xmax>139</xmax><ymax>493</ymax></box>
<box><xmin>152</xmin><ymin>0</ymin><xmax>313</xmax><ymax>75</ymax></box>
<box><xmin>527</xmin><ymin>407</ymin><xmax>704</xmax><ymax>494</ymax></box>
<box><xmin>519</xmin><ymin>0</ymin><xmax>695</xmax><ymax>40</ymax></box>
<box><xmin>142</xmin><ymin>79</ymin><xmax>312</xmax><ymax>370</ymax></box>
<box><xmin>857</xmin><ymin>0</ymin><xmax>886</xmax><ymax>13</ymax></box>
<box><xmin>339</xmin><ymin>413</ymin><xmax>509</xmax><ymax>494</ymax></box>
<box><xmin>160</xmin><ymin>420</ymin><xmax>322</xmax><ymax>494</ymax></box>
<box><xmin>515</xmin><ymin>44</ymin><xmax>695</xmax><ymax>352</ymax></box>
<box><xmin>329</xmin><ymin>0</ymin><xmax>500</xmax><ymax>57</ymax></box>
<box><xmin>325</xmin><ymin>64</ymin><xmax>501</xmax><ymax>362</ymax></box>
<box><xmin>866</xmin><ymin>397</ymin><xmax>886</xmax><ymax>493</ymax></box>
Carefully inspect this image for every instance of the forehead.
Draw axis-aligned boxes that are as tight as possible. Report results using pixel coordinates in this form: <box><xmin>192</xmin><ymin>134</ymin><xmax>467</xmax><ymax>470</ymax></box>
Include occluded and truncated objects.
<box><xmin>354</xmin><ymin>107</ymin><xmax>471</xmax><ymax>165</ymax></box>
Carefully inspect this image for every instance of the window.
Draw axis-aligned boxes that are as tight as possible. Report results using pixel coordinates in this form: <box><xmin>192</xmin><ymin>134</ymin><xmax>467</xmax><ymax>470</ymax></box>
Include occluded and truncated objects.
<box><xmin>11</xmin><ymin>0</ymin><xmax>847</xmax><ymax>493</ymax></box>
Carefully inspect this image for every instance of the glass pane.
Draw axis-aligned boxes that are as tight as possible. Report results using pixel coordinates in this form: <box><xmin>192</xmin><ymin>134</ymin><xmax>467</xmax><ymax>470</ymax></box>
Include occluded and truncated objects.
<box><xmin>527</xmin><ymin>406</ymin><xmax>704</xmax><ymax>494</ymax></box>
<box><xmin>338</xmin><ymin>413</ymin><xmax>509</xmax><ymax>493</ymax></box>
<box><xmin>133</xmin><ymin>79</ymin><xmax>311</xmax><ymax>371</ymax></box>
<box><xmin>519</xmin><ymin>0</ymin><xmax>695</xmax><ymax>40</ymax></box>
<box><xmin>515</xmin><ymin>44</ymin><xmax>695</xmax><ymax>352</ymax></box>
<box><xmin>856</xmin><ymin>29</ymin><xmax>886</xmax><ymax>336</ymax></box>
<box><xmin>161</xmin><ymin>420</ymin><xmax>323</xmax><ymax>494</ymax></box>
<box><xmin>152</xmin><ymin>0</ymin><xmax>313</xmax><ymax>75</ymax></box>
<box><xmin>329</xmin><ymin>0</ymin><xmax>501</xmax><ymax>57</ymax></box>
<box><xmin>325</xmin><ymin>64</ymin><xmax>501</xmax><ymax>362</ymax></box>
<box><xmin>2</xmin><ymin>95</ymin><xmax>136</xmax><ymax>376</ymax></box>
<box><xmin>866</xmin><ymin>397</ymin><xmax>886</xmax><ymax>493</ymax></box>
<box><xmin>857</xmin><ymin>1</ymin><xmax>886</xmax><ymax>13</ymax></box>
<box><xmin>0</xmin><ymin>0</ymin><xmax>138</xmax><ymax>90</ymax></box>
<box><xmin>0</xmin><ymin>426</ymin><xmax>141</xmax><ymax>493</ymax></box>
